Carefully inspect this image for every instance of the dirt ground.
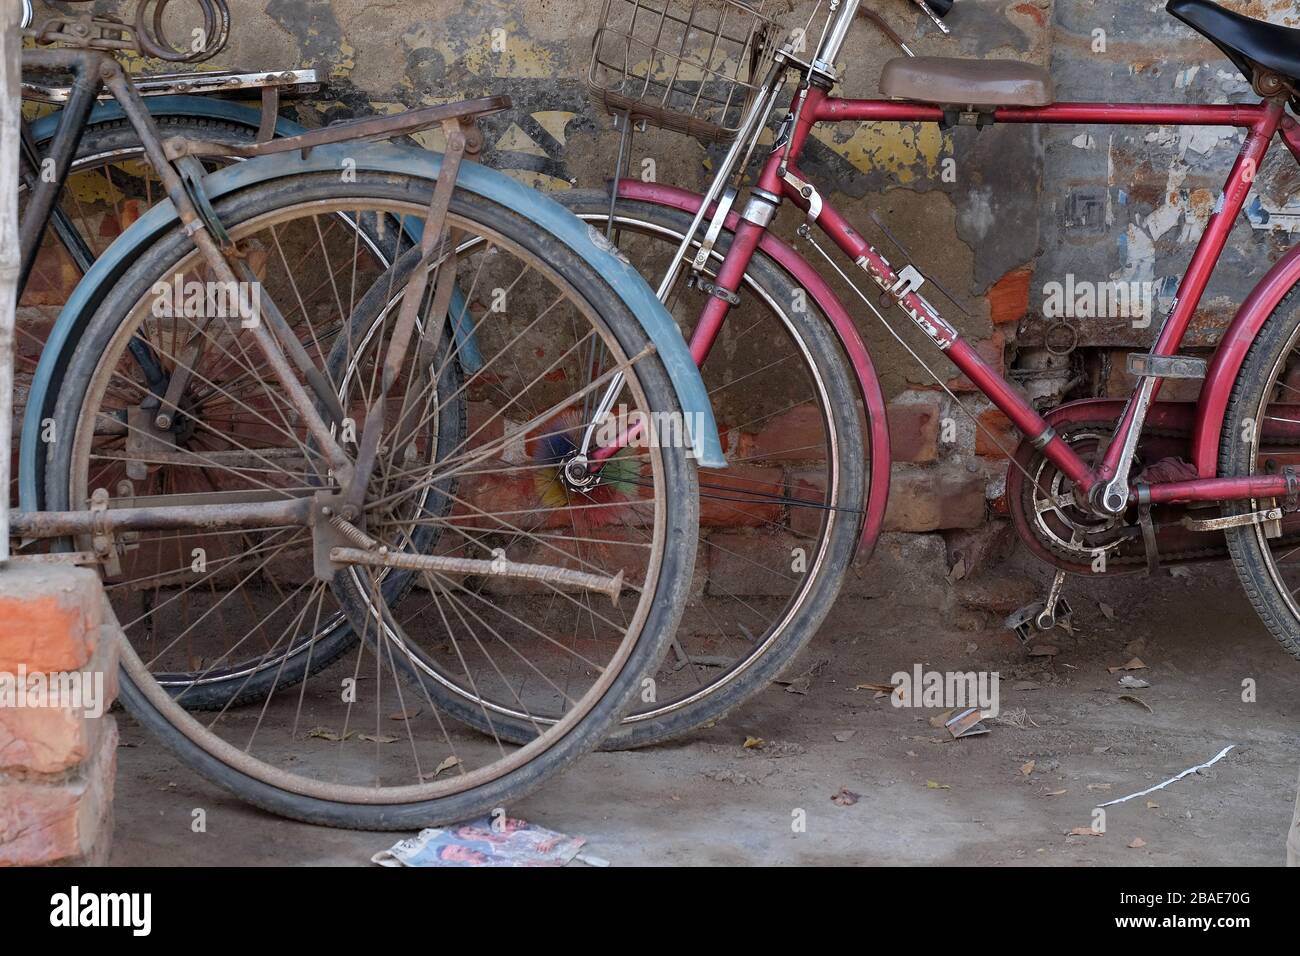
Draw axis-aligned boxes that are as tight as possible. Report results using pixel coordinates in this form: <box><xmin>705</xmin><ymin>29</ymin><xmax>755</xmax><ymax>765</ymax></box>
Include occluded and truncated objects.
<box><xmin>108</xmin><ymin>556</ymin><xmax>1300</xmax><ymax>866</ymax></box>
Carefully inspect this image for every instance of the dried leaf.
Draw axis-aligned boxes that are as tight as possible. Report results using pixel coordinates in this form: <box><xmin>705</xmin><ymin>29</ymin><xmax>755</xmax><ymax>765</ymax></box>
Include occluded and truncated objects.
<box><xmin>307</xmin><ymin>726</ymin><xmax>354</xmax><ymax>742</ymax></box>
<box><xmin>1098</xmin><ymin>602</ymin><xmax>1116</xmax><ymax>620</ymax></box>
<box><xmin>1128</xmin><ymin>837</ymin><xmax>1147</xmax><ymax>849</ymax></box>
<box><xmin>928</xmin><ymin>709</ymin><xmax>955</xmax><ymax>729</ymax></box>
<box><xmin>1020</xmin><ymin>760</ymin><xmax>1036</xmax><ymax>776</ymax></box>
<box><xmin>1087</xmin><ymin>783</ymin><xmax>1113</xmax><ymax>792</ymax></box>
<box><xmin>1108</xmin><ymin>657</ymin><xmax>1147</xmax><ymax>673</ymax></box>
<box><xmin>1145</xmin><ymin>800</ymin><xmax>1160</xmax><ymax>810</ymax></box>
<box><xmin>854</xmin><ymin>682</ymin><xmax>896</xmax><ymax>694</ymax></box>
<box><xmin>358</xmin><ymin>733</ymin><xmax>398</xmax><ymax>744</ymax></box>
<box><xmin>925</xmin><ymin>780</ymin><xmax>951</xmax><ymax>790</ymax></box>
<box><xmin>1068</xmin><ymin>826</ymin><xmax>1103</xmax><ymax>837</ymax></box>
<box><xmin>1119</xmin><ymin>694</ymin><xmax>1153</xmax><ymax>714</ymax></box>
<box><xmin>388</xmin><ymin>708</ymin><xmax>422</xmax><ymax>721</ymax></box>
<box><xmin>1118</xmin><ymin>674</ymin><xmax>1151</xmax><ymax>689</ymax></box>
<box><xmin>833</xmin><ymin>730</ymin><xmax>857</xmax><ymax>743</ymax></box>
<box><xmin>831</xmin><ymin>787</ymin><xmax>860</xmax><ymax>806</ymax></box>
<box><xmin>1046</xmin><ymin>789</ymin><xmax>1068</xmax><ymax>797</ymax></box>
<box><xmin>743</xmin><ymin>735</ymin><xmax>765</xmax><ymax>749</ymax></box>
<box><xmin>424</xmin><ymin>754</ymin><xmax>460</xmax><ymax>780</ymax></box>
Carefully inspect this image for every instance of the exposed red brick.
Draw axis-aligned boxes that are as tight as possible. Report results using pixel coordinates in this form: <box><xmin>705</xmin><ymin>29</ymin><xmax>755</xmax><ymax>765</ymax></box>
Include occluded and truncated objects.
<box><xmin>748</xmin><ymin>403</ymin><xmax>827</xmax><ymax>463</ymax></box>
<box><xmin>0</xmin><ymin>633</ymin><xmax>119</xmax><ymax>775</ymax></box>
<box><xmin>888</xmin><ymin>397</ymin><xmax>941</xmax><ymax>464</ymax></box>
<box><xmin>0</xmin><ymin>721</ymin><xmax>117</xmax><ymax>867</ymax></box>
<box><xmin>946</xmin><ymin>332</ymin><xmax>1006</xmax><ymax>393</ymax></box>
<box><xmin>883</xmin><ymin>464</ymin><xmax>986</xmax><ymax>532</ymax></box>
<box><xmin>975</xmin><ymin>408</ymin><xmax>1020</xmax><ymax>458</ymax></box>
<box><xmin>988</xmin><ymin>267</ymin><xmax>1032</xmax><ymax>326</ymax></box>
<box><xmin>787</xmin><ymin>470</ymin><xmax>827</xmax><ymax>538</ymax></box>
<box><xmin>699</xmin><ymin>465</ymin><xmax>783</xmax><ymax>527</ymax></box>
<box><xmin>466</xmin><ymin>401</ymin><xmax>506</xmax><ymax>449</ymax></box>
<box><xmin>0</xmin><ymin>567</ymin><xmax>104</xmax><ymax>673</ymax></box>
<box><xmin>17</xmin><ymin>243</ymin><xmax>80</xmax><ymax>308</ymax></box>
<box><xmin>1012</xmin><ymin>3</ymin><xmax>1047</xmax><ymax>29</ymax></box>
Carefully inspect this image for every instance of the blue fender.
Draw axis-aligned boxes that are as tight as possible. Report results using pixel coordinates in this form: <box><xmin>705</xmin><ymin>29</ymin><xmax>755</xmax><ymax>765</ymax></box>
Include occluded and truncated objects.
<box><xmin>21</xmin><ymin>141</ymin><xmax>723</xmax><ymax>508</ymax></box>
<box><xmin>27</xmin><ymin>94</ymin><xmax>311</xmax><ymax>143</ymax></box>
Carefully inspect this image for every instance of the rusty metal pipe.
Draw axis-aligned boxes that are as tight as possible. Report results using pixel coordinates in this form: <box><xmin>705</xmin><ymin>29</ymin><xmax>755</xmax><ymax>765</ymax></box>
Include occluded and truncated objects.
<box><xmin>9</xmin><ymin>496</ymin><xmax>310</xmax><ymax>537</ymax></box>
<box><xmin>330</xmin><ymin>546</ymin><xmax>626</xmax><ymax>607</ymax></box>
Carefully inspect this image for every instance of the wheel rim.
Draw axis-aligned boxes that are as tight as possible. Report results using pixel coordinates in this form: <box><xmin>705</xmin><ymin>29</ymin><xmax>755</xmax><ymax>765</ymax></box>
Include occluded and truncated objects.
<box><xmin>66</xmin><ymin>191</ymin><xmax>674</xmax><ymax>802</ymax></box>
<box><xmin>359</xmin><ymin>204</ymin><xmax>850</xmax><ymax>733</ymax></box>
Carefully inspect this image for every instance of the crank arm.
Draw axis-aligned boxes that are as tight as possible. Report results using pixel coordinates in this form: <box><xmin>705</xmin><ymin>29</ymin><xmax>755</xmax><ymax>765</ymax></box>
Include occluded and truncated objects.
<box><xmin>154</xmin><ymin>312</ymin><xmax>214</xmax><ymax>430</ymax></box>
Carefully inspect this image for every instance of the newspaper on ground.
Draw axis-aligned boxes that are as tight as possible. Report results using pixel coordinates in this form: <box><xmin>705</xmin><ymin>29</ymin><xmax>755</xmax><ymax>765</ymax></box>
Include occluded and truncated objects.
<box><xmin>372</xmin><ymin>815</ymin><xmax>596</xmax><ymax>867</ymax></box>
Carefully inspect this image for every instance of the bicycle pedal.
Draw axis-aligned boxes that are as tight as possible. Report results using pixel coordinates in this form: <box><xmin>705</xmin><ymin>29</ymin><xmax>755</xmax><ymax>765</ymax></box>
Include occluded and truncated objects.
<box><xmin>1004</xmin><ymin>596</ymin><xmax>1073</xmax><ymax>643</ymax></box>
<box><xmin>1004</xmin><ymin>602</ymin><xmax>1045</xmax><ymax>643</ymax></box>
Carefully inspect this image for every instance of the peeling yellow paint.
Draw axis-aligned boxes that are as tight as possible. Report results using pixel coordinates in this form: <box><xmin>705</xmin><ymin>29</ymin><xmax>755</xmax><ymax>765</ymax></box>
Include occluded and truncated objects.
<box><xmin>410</xmin><ymin>128</ymin><xmax>448</xmax><ymax>152</ymax></box>
<box><xmin>436</xmin><ymin>33</ymin><xmax>557</xmax><ymax>79</ymax></box>
<box><xmin>364</xmin><ymin>102</ymin><xmax>411</xmax><ymax>116</ymax></box>
<box><xmin>330</xmin><ymin>39</ymin><xmax>357</xmax><ymax>79</ymax></box>
<box><xmin>65</xmin><ymin>160</ymin><xmax>152</xmax><ymax>206</ymax></box>
<box><xmin>810</xmin><ymin>122</ymin><xmax>947</xmax><ymax>183</ymax></box>
<box><xmin>497</xmin><ymin>123</ymin><xmax>547</xmax><ymax>157</ymax></box>
<box><xmin>532</xmin><ymin>111</ymin><xmax>576</xmax><ymax>146</ymax></box>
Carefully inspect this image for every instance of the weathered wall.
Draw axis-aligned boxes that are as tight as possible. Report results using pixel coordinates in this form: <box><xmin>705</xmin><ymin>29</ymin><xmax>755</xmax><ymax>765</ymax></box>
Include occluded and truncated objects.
<box><xmin>20</xmin><ymin>0</ymin><xmax>1300</xmax><ymax>576</ymax></box>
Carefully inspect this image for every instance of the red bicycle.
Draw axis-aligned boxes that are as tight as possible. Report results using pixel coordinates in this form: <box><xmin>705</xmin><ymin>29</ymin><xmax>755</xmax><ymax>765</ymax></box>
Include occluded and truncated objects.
<box><xmin>376</xmin><ymin>0</ymin><xmax>1300</xmax><ymax>749</ymax></box>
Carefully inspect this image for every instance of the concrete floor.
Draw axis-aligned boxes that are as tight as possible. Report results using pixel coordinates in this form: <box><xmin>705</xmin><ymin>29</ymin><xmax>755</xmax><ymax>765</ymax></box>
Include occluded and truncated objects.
<box><xmin>109</xmin><ymin>558</ymin><xmax>1300</xmax><ymax>866</ymax></box>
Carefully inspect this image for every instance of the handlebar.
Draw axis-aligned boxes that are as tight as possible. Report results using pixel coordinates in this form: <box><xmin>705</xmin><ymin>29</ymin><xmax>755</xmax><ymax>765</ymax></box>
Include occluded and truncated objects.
<box><xmin>816</xmin><ymin>0</ymin><xmax>956</xmax><ymax>70</ymax></box>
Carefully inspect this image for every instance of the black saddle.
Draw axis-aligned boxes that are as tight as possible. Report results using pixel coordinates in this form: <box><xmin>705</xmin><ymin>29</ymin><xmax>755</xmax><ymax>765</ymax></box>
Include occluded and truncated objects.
<box><xmin>1167</xmin><ymin>0</ymin><xmax>1300</xmax><ymax>98</ymax></box>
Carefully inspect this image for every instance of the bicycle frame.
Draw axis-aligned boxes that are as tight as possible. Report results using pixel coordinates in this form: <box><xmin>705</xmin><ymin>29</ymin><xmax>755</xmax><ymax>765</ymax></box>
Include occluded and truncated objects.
<box><xmin>748</xmin><ymin>88</ymin><xmax>1297</xmax><ymax>512</ymax></box>
<box><xmin>12</xmin><ymin>44</ymin><xmax>500</xmax><ymax>542</ymax></box>
<box><xmin>591</xmin><ymin>1</ymin><xmax>1300</xmax><ymax>521</ymax></box>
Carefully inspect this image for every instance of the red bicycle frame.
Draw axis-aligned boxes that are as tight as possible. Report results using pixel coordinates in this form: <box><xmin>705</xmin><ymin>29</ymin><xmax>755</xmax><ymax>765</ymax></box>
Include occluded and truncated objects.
<box><xmin>643</xmin><ymin>85</ymin><xmax>1300</xmax><ymax>513</ymax></box>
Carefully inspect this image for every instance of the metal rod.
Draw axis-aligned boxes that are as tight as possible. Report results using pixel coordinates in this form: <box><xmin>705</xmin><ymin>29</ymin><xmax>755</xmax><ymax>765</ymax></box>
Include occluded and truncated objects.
<box><xmin>16</xmin><ymin>50</ymin><xmax>101</xmax><ymax>297</ymax></box>
<box><xmin>0</xmin><ymin>0</ymin><xmax>20</xmax><ymax>561</ymax></box>
<box><xmin>330</xmin><ymin>546</ymin><xmax>626</xmax><ymax>607</ymax></box>
<box><xmin>8</xmin><ymin>496</ymin><xmax>311</xmax><ymax>538</ymax></box>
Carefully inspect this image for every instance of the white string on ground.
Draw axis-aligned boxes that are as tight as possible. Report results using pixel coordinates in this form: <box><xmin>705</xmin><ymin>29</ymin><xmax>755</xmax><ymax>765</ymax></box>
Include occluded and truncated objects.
<box><xmin>1096</xmin><ymin>744</ymin><xmax>1237</xmax><ymax>809</ymax></box>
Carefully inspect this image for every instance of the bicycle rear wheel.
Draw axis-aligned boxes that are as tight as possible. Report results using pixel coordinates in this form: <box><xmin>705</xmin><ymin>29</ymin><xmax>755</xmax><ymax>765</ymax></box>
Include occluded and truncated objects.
<box><xmin>45</xmin><ymin>170</ymin><xmax>698</xmax><ymax>827</ymax></box>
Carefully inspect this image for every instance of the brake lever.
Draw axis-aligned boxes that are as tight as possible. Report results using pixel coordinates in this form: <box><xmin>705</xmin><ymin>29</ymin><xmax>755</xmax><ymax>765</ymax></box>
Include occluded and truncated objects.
<box><xmin>914</xmin><ymin>0</ymin><xmax>953</xmax><ymax>36</ymax></box>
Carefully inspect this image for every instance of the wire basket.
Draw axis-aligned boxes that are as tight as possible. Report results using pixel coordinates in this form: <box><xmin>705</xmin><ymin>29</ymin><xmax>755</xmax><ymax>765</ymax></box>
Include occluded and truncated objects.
<box><xmin>588</xmin><ymin>0</ymin><xmax>789</xmax><ymax>143</ymax></box>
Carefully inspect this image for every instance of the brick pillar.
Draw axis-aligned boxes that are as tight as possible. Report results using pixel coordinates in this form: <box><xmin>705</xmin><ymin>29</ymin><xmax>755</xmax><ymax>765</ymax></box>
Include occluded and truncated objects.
<box><xmin>0</xmin><ymin>566</ymin><xmax>119</xmax><ymax>866</ymax></box>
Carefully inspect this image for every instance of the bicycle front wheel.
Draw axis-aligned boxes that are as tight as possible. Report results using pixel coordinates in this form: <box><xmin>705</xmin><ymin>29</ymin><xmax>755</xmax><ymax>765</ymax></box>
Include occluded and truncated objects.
<box><xmin>45</xmin><ymin>170</ymin><xmax>698</xmax><ymax>828</ymax></box>
<box><xmin>336</xmin><ymin>191</ymin><xmax>871</xmax><ymax>749</ymax></box>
